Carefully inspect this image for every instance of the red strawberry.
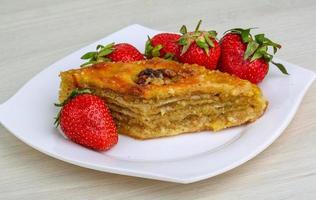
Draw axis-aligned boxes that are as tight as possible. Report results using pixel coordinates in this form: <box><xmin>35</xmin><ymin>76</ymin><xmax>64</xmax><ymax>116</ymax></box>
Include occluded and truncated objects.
<box><xmin>107</xmin><ymin>43</ymin><xmax>144</xmax><ymax>62</ymax></box>
<box><xmin>145</xmin><ymin>33</ymin><xmax>181</xmax><ymax>60</ymax></box>
<box><xmin>55</xmin><ymin>89</ymin><xmax>118</xmax><ymax>151</ymax></box>
<box><xmin>177</xmin><ymin>20</ymin><xmax>221</xmax><ymax>70</ymax></box>
<box><xmin>80</xmin><ymin>43</ymin><xmax>144</xmax><ymax>67</ymax></box>
<box><xmin>219</xmin><ymin>28</ymin><xmax>288</xmax><ymax>84</ymax></box>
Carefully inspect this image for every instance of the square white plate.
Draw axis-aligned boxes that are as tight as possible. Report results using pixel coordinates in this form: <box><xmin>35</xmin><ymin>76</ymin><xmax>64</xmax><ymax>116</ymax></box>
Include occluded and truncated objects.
<box><xmin>0</xmin><ymin>24</ymin><xmax>315</xmax><ymax>183</ymax></box>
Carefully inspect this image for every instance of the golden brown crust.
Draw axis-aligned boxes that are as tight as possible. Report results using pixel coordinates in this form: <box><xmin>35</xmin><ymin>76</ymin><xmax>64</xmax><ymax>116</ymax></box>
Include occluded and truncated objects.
<box><xmin>58</xmin><ymin>58</ymin><xmax>268</xmax><ymax>139</ymax></box>
<box><xmin>59</xmin><ymin>58</ymin><xmax>257</xmax><ymax>102</ymax></box>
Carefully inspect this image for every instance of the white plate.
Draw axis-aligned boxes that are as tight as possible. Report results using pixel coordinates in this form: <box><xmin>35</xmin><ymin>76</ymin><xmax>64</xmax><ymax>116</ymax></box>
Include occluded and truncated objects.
<box><xmin>0</xmin><ymin>24</ymin><xmax>315</xmax><ymax>183</ymax></box>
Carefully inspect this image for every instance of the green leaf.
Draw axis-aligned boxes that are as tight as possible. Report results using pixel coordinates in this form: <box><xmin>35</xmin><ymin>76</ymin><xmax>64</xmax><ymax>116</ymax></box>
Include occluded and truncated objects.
<box><xmin>259</xmin><ymin>45</ymin><xmax>268</xmax><ymax>52</ymax></box>
<box><xmin>224</xmin><ymin>28</ymin><xmax>258</xmax><ymax>43</ymax></box>
<box><xmin>255</xmin><ymin>36</ymin><xmax>281</xmax><ymax>55</ymax></box>
<box><xmin>207</xmin><ymin>30</ymin><xmax>217</xmax><ymax>38</ymax></box>
<box><xmin>224</xmin><ymin>28</ymin><xmax>243</xmax><ymax>35</ymax></box>
<box><xmin>196</xmin><ymin>39</ymin><xmax>207</xmax><ymax>48</ymax></box>
<box><xmin>103</xmin><ymin>42</ymin><xmax>115</xmax><ymax>49</ymax></box>
<box><xmin>255</xmin><ymin>34</ymin><xmax>265</xmax><ymax>43</ymax></box>
<box><xmin>263</xmin><ymin>53</ymin><xmax>273</xmax><ymax>62</ymax></box>
<box><xmin>53</xmin><ymin>111</ymin><xmax>61</xmax><ymax>127</ymax></box>
<box><xmin>204</xmin><ymin>47</ymin><xmax>209</xmax><ymax>55</ymax></box>
<box><xmin>164</xmin><ymin>53</ymin><xmax>175</xmax><ymax>60</ymax></box>
<box><xmin>204</xmin><ymin>35</ymin><xmax>214</xmax><ymax>47</ymax></box>
<box><xmin>65</xmin><ymin>88</ymin><xmax>92</xmax><ymax>104</ymax></box>
<box><xmin>54</xmin><ymin>102</ymin><xmax>63</xmax><ymax>107</ymax></box>
<box><xmin>145</xmin><ymin>36</ymin><xmax>153</xmax><ymax>58</ymax></box>
<box><xmin>271</xmin><ymin>61</ymin><xmax>289</xmax><ymax>75</ymax></box>
<box><xmin>262</xmin><ymin>38</ymin><xmax>281</xmax><ymax>50</ymax></box>
<box><xmin>152</xmin><ymin>45</ymin><xmax>163</xmax><ymax>57</ymax></box>
<box><xmin>241</xmin><ymin>28</ymin><xmax>251</xmax><ymax>43</ymax></box>
<box><xmin>80</xmin><ymin>52</ymin><xmax>97</xmax><ymax>60</ymax></box>
<box><xmin>180</xmin><ymin>25</ymin><xmax>187</xmax><ymax>35</ymax></box>
<box><xmin>98</xmin><ymin>48</ymin><xmax>113</xmax><ymax>57</ymax></box>
<box><xmin>178</xmin><ymin>37</ymin><xmax>187</xmax><ymax>45</ymax></box>
<box><xmin>250</xmin><ymin>51</ymin><xmax>263</xmax><ymax>62</ymax></box>
<box><xmin>71</xmin><ymin>88</ymin><xmax>91</xmax><ymax>97</ymax></box>
<box><xmin>97</xmin><ymin>57</ymin><xmax>111</xmax><ymax>62</ymax></box>
<box><xmin>96</xmin><ymin>44</ymin><xmax>104</xmax><ymax>50</ymax></box>
<box><xmin>80</xmin><ymin>60</ymin><xmax>97</xmax><ymax>67</ymax></box>
<box><xmin>180</xmin><ymin>40</ymin><xmax>192</xmax><ymax>55</ymax></box>
<box><xmin>194</xmin><ymin>20</ymin><xmax>202</xmax><ymax>32</ymax></box>
<box><xmin>250</xmin><ymin>45</ymin><xmax>267</xmax><ymax>61</ymax></box>
<box><xmin>80</xmin><ymin>42</ymin><xmax>116</xmax><ymax>67</ymax></box>
<box><xmin>196</xmin><ymin>38</ymin><xmax>210</xmax><ymax>55</ymax></box>
<box><xmin>244</xmin><ymin>41</ymin><xmax>259</xmax><ymax>60</ymax></box>
<box><xmin>191</xmin><ymin>32</ymin><xmax>200</xmax><ymax>38</ymax></box>
<box><xmin>145</xmin><ymin>36</ymin><xmax>163</xmax><ymax>58</ymax></box>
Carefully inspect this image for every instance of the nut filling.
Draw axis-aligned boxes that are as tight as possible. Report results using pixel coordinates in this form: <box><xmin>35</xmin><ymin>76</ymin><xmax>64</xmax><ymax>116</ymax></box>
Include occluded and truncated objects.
<box><xmin>136</xmin><ymin>68</ymin><xmax>177</xmax><ymax>85</ymax></box>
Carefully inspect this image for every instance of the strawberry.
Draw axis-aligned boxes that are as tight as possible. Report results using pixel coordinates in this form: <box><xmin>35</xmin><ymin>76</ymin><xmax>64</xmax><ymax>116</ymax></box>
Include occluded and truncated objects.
<box><xmin>145</xmin><ymin>33</ymin><xmax>181</xmax><ymax>60</ymax></box>
<box><xmin>177</xmin><ymin>20</ymin><xmax>221</xmax><ymax>70</ymax></box>
<box><xmin>107</xmin><ymin>43</ymin><xmax>144</xmax><ymax>62</ymax></box>
<box><xmin>80</xmin><ymin>43</ymin><xmax>144</xmax><ymax>67</ymax></box>
<box><xmin>54</xmin><ymin>89</ymin><xmax>118</xmax><ymax>151</ymax></box>
<box><xmin>219</xmin><ymin>28</ymin><xmax>288</xmax><ymax>84</ymax></box>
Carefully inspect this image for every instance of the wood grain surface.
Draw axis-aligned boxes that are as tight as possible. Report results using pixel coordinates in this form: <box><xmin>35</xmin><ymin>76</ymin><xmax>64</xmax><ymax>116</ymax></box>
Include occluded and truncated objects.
<box><xmin>0</xmin><ymin>0</ymin><xmax>315</xmax><ymax>199</ymax></box>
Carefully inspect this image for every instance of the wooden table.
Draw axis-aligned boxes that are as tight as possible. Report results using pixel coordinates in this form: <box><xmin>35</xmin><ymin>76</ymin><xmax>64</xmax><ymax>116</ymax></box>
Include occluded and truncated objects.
<box><xmin>1</xmin><ymin>0</ymin><xmax>315</xmax><ymax>199</ymax></box>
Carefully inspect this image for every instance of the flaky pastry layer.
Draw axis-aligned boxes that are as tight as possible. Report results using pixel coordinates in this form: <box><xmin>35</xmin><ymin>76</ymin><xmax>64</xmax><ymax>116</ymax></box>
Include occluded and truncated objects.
<box><xmin>58</xmin><ymin>58</ymin><xmax>268</xmax><ymax>139</ymax></box>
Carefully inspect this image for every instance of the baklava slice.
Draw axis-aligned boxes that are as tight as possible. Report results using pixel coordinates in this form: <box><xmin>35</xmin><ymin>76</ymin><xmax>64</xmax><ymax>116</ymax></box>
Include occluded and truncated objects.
<box><xmin>58</xmin><ymin>58</ymin><xmax>267</xmax><ymax>139</ymax></box>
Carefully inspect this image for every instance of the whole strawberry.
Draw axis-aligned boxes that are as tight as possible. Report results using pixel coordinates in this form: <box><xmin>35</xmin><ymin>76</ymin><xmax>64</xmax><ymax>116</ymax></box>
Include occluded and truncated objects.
<box><xmin>145</xmin><ymin>33</ymin><xmax>181</xmax><ymax>60</ymax></box>
<box><xmin>219</xmin><ymin>28</ymin><xmax>288</xmax><ymax>84</ymax></box>
<box><xmin>80</xmin><ymin>43</ymin><xmax>144</xmax><ymax>67</ymax></box>
<box><xmin>54</xmin><ymin>89</ymin><xmax>118</xmax><ymax>151</ymax></box>
<box><xmin>177</xmin><ymin>20</ymin><xmax>221</xmax><ymax>70</ymax></box>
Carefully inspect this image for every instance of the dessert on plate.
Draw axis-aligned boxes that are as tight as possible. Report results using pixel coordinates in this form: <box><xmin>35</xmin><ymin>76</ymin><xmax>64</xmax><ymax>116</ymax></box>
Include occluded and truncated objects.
<box><xmin>55</xmin><ymin>22</ymin><xmax>287</xmax><ymax>151</ymax></box>
<box><xmin>58</xmin><ymin>58</ymin><xmax>267</xmax><ymax>139</ymax></box>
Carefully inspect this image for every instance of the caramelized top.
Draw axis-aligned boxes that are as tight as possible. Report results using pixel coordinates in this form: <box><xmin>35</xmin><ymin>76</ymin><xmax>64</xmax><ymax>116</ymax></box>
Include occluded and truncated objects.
<box><xmin>59</xmin><ymin>58</ymin><xmax>260</xmax><ymax>100</ymax></box>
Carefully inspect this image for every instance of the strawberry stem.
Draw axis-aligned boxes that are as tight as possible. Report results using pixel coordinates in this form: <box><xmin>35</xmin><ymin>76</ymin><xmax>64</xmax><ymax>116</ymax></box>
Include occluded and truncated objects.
<box><xmin>179</xmin><ymin>20</ymin><xmax>217</xmax><ymax>55</ymax></box>
<box><xmin>195</xmin><ymin>20</ymin><xmax>202</xmax><ymax>32</ymax></box>
<box><xmin>224</xmin><ymin>27</ymin><xmax>289</xmax><ymax>75</ymax></box>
